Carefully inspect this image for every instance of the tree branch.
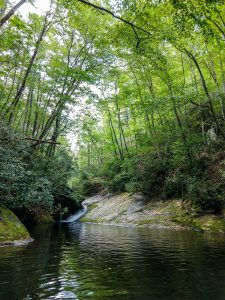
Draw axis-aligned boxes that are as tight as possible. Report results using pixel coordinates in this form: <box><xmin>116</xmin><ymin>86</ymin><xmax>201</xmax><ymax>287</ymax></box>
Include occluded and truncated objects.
<box><xmin>76</xmin><ymin>0</ymin><xmax>152</xmax><ymax>37</ymax></box>
<box><xmin>22</xmin><ymin>137</ymin><xmax>61</xmax><ymax>147</ymax></box>
<box><xmin>131</xmin><ymin>25</ymin><xmax>141</xmax><ymax>48</ymax></box>
<box><xmin>0</xmin><ymin>137</ymin><xmax>61</xmax><ymax>147</ymax></box>
<box><xmin>189</xmin><ymin>99</ymin><xmax>210</xmax><ymax>109</ymax></box>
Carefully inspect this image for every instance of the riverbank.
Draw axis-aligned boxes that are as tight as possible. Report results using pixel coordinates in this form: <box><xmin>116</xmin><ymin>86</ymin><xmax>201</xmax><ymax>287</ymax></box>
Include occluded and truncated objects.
<box><xmin>81</xmin><ymin>193</ymin><xmax>225</xmax><ymax>233</ymax></box>
<box><xmin>0</xmin><ymin>207</ymin><xmax>32</xmax><ymax>245</ymax></box>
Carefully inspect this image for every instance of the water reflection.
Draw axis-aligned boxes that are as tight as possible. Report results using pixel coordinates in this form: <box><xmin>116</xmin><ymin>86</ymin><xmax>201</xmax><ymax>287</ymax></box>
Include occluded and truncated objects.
<box><xmin>0</xmin><ymin>223</ymin><xmax>225</xmax><ymax>299</ymax></box>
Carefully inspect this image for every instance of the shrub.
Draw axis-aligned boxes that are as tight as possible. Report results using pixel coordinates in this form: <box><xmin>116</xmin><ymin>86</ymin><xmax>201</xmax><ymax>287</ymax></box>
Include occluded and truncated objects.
<box><xmin>0</xmin><ymin>124</ymin><xmax>54</xmax><ymax>210</ymax></box>
<box><xmin>186</xmin><ymin>177</ymin><xmax>225</xmax><ymax>212</ymax></box>
<box><xmin>0</xmin><ymin>122</ymin><xmax>80</xmax><ymax>212</ymax></box>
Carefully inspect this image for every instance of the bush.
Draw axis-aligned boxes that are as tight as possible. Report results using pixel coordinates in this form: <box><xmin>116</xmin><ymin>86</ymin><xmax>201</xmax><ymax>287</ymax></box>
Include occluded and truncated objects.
<box><xmin>0</xmin><ymin>122</ymin><xmax>81</xmax><ymax>213</ymax></box>
<box><xmin>70</xmin><ymin>169</ymin><xmax>103</xmax><ymax>197</ymax></box>
<box><xmin>123</xmin><ymin>155</ymin><xmax>169</xmax><ymax>196</ymax></box>
<box><xmin>99</xmin><ymin>155</ymin><xmax>170</xmax><ymax>196</ymax></box>
<box><xmin>186</xmin><ymin>178</ymin><xmax>225</xmax><ymax>212</ymax></box>
<box><xmin>0</xmin><ymin>123</ymin><xmax>54</xmax><ymax>210</ymax></box>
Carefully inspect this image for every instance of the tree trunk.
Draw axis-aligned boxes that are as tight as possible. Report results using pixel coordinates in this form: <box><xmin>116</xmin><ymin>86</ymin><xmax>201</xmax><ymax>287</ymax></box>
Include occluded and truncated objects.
<box><xmin>6</xmin><ymin>13</ymin><xmax>49</xmax><ymax>123</ymax></box>
<box><xmin>183</xmin><ymin>48</ymin><xmax>225</xmax><ymax>141</ymax></box>
<box><xmin>0</xmin><ymin>0</ymin><xmax>27</xmax><ymax>28</ymax></box>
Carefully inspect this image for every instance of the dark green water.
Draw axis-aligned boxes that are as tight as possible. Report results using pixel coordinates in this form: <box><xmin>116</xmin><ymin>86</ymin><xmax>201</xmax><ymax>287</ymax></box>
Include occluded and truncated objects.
<box><xmin>0</xmin><ymin>223</ymin><xmax>225</xmax><ymax>300</ymax></box>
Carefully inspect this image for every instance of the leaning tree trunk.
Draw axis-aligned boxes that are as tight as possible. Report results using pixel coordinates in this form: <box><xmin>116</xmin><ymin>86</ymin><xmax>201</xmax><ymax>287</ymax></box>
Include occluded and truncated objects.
<box><xmin>0</xmin><ymin>0</ymin><xmax>27</xmax><ymax>28</ymax></box>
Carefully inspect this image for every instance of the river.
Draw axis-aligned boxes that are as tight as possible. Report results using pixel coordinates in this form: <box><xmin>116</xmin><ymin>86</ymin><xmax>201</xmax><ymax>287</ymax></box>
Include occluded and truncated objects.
<box><xmin>0</xmin><ymin>223</ymin><xmax>225</xmax><ymax>299</ymax></box>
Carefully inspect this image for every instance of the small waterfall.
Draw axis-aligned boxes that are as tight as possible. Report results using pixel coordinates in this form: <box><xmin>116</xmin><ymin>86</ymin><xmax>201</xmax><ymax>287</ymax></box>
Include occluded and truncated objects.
<box><xmin>61</xmin><ymin>205</ymin><xmax>87</xmax><ymax>223</ymax></box>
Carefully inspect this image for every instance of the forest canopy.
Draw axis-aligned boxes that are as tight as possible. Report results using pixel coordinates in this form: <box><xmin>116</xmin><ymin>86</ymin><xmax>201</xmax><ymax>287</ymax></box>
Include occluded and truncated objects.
<box><xmin>1</xmin><ymin>0</ymin><xmax>225</xmax><ymax>217</ymax></box>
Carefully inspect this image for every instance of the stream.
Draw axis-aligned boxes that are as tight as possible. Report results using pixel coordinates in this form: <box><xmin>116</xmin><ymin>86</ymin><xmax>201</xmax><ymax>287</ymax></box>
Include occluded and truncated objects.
<box><xmin>1</xmin><ymin>222</ymin><xmax>225</xmax><ymax>299</ymax></box>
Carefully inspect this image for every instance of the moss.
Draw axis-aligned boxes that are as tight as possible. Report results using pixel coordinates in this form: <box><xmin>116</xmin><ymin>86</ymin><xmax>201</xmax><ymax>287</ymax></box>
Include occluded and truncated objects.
<box><xmin>0</xmin><ymin>207</ymin><xmax>30</xmax><ymax>243</ymax></box>
<box><xmin>152</xmin><ymin>199</ymin><xmax>224</xmax><ymax>233</ymax></box>
<box><xmin>80</xmin><ymin>217</ymin><xmax>91</xmax><ymax>222</ymax></box>
<box><xmin>171</xmin><ymin>214</ymin><xmax>202</xmax><ymax>230</ymax></box>
<box><xmin>80</xmin><ymin>217</ymin><xmax>105</xmax><ymax>223</ymax></box>
<box><xmin>172</xmin><ymin>213</ymin><xmax>225</xmax><ymax>232</ymax></box>
<box><xmin>138</xmin><ymin>217</ymin><xmax>175</xmax><ymax>227</ymax></box>
<box><xmin>88</xmin><ymin>203</ymin><xmax>98</xmax><ymax>211</ymax></box>
<box><xmin>195</xmin><ymin>215</ymin><xmax>225</xmax><ymax>232</ymax></box>
<box><xmin>137</xmin><ymin>220</ymin><xmax>155</xmax><ymax>225</ymax></box>
<box><xmin>80</xmin><ymin>203</ymin><xmax>100</xmax><ymax>222</ymax></box>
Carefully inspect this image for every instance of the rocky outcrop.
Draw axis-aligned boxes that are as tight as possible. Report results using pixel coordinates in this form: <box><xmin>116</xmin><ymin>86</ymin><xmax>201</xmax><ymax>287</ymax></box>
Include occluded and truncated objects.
<box><xmin>81</xmin><ymin>193</ymin><xmax>225</xmax><ymax>232</ymax></box>
<box><xmin>0</xmin><ymin>207</ymin><xmax>32</xmax><ymax>245</ymax></box>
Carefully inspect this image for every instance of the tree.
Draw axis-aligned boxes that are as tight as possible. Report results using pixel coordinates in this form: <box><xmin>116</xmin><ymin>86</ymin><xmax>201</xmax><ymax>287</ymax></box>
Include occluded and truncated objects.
<box><xmin>0</xmin><ymin>0</ymin><xmax>28</xmax><ymax>28</ymax></box>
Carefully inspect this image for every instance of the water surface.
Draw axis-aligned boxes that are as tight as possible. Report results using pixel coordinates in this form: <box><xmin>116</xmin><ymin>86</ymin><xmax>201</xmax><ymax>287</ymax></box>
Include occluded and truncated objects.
<box><xmin>0</xmin><ymin>223</ymin><xmax>225</xmax><ymax>299</ymax></box>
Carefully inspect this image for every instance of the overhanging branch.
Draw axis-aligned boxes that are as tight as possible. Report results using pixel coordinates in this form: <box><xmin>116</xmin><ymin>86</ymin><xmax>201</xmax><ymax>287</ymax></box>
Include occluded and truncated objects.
<box><xmin>0</xmin><ymin>137</ymin><xmax>61</xmax><ymax>147</ymax></box>
<box><xmin>76</xmin><ymin>0</ymin><xmax>151</xmax><ymax>37</ymax></box>
<box><xmin>23</xmin><ymin>138</ymin><xmax>61</xmax><ymax>147</ymax></box>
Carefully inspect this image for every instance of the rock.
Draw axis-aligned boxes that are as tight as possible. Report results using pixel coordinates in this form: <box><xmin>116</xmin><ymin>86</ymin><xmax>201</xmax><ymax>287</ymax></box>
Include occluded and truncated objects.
<box><xmin>131</xmin><ymin>192</ymin><xmax>147</xmax><ymax>201</ymax></box>
<box><xmin>0</xmin><ymin>207</ymin><xmax>31</xmax><ymax>245</ymax></box>
<box><xmin>81</xmin><ymin>193</ymin><xmax>225</xmax><ymax>233</ymax></box>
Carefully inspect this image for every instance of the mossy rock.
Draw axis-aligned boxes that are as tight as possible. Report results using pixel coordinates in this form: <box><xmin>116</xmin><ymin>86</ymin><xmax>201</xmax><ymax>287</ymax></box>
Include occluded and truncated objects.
<box><xmin>88</xmin><ymin>203</ymin><xmax>98</xmax><ymax>211</ymax></box>
<box><xmin>194</xmin><ymin>215</ymin><xmax>225</xmax><ymax>232</ymax></box>
<box><xmin>0</xmin><ymin>207</ymin><xmax>31</xmax><ymax>244</ymax></box>
<box><xmin>172</xmin><ymin>213</ymin><xmax>225</xmax><ymax>232</ymax></box>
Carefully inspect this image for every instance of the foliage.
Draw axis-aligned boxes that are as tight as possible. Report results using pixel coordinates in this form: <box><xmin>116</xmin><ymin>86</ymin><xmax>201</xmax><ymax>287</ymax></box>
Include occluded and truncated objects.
<box><xmin>186</xmin><ymin>178</ymin><xmax>225</xmax><ymax>212</ymax></box>
<box><xmin>0</xmin><ymin>122</ymin><xmax>53</xmax><ymax>209</ymax></box>
<box><xmin>1</xmin><ymin>0</ymin><xmax>225</xmax><ymax>215</ymax></box>
<box><xmin>0</xmin><ymin>122</ymin><xmax>81</xmax><ymax>215</ymax></box>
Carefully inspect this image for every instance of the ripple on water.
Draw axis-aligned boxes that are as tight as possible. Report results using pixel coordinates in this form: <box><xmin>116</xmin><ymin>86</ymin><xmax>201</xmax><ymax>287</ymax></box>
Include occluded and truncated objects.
<box><xmin>0</xmin><ymin>223</ymin><xmax>225</xmax><ymax>300</ymax></box>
